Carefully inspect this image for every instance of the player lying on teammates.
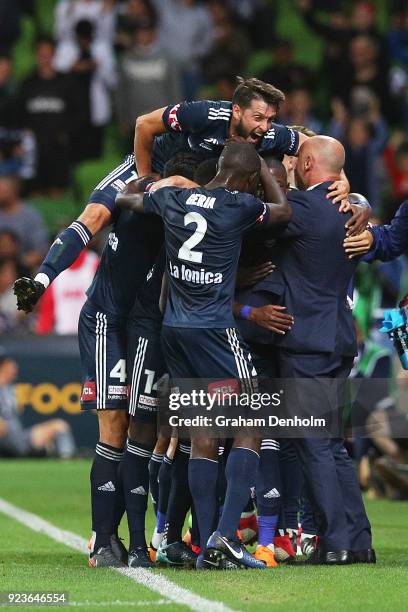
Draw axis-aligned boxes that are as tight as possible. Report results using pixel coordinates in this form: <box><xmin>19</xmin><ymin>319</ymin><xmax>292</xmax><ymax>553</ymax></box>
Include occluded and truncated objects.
<box><xmin>13</xmin><ymin>152</ymin><xmax>203</xmax><ymax>569</ymax></box>
<box><xmin>134</xmin><ymin>76</ymin><xmax>350</xmax><ymax>203</ymax></box>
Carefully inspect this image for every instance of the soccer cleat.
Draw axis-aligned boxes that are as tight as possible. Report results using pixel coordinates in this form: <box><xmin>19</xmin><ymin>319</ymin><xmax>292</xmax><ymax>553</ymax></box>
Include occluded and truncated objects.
<box><xmin>196</xmin><ymin>553</ymin><xmax>240</xmax><ymax>570</ymax></box>
<box><xmin>205</xmin><ymin>531</ymin><xmax>266</xmax><ymax>570</ymax></box>
<box><xmin>128</xmin><ymin>547</ymin><xmax>155</xmax><ymax>568</ymax></box>
<box><xmin>238</xmin><ymin>510</ymin><xmax>258</xmax><ymax>545</ymax></box>
<box><xmin>274</xmin><ymin>534</ymin><xmax>296</xmax><ymax>562</ymax></box>
<box><xmin>301</xmin><ymin>534</ymin><xmax>319</xmax><ymax>558</ymax></box>
<box><xmin>88</xmin><ymin>545</ymin><xmax>127</xmax><ymax>568</ymax></box>
<box><xmin>156</xmin><ymin>541</ymin><xmax>198</xmax><ymax>568</ymax></box>
<box><xmin>254</xmin><ymin>545</ymin><xmax>278</xmax><ymax>567</ymax></box>
<box><xmin>14</xmin><ymin>277</ymin><xmax>45</xmax><ymax>313</ymax></box>
<box><xmin>110</xmin><ymin>534</ymin><xmax>128</xmax><ymax>565</ymax></box>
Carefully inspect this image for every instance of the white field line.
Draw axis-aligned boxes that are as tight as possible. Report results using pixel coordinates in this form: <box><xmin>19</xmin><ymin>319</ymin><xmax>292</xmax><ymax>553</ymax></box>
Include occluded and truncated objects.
<box><xmin>69</xmin><ymin>600</ymin><xmax>170</xmax><ymax>607</ymax></box>
<box><xmin>0</xmin><ymin>498</ymin><xmax>235</xmax><ymax>612</ymax></box>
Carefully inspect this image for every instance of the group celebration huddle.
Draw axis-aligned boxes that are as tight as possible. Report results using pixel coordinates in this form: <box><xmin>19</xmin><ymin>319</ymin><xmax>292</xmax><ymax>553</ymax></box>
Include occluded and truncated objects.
<box><xmin>15</xmin><ymin>75</ymin><xmax>408</xmax><ymax>571</ymax></box>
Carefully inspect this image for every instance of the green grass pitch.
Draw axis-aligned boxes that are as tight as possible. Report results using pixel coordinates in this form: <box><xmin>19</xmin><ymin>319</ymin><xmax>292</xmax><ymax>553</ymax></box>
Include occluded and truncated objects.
<box><xmin>1</xmin><ymin>459</ymin><xmax>408</xmax><ymax>611</ymax></box>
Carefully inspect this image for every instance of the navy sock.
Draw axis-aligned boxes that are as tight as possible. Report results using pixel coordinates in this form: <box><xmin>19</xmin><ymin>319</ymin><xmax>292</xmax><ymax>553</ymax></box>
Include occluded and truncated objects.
<box><xmin>157</xmin><ymin>454</ymin><xmax>173</xmax><ymax>520</ymax></box>
<box><xmin>123</xmin><ymin>439</ymin><xmax>152</xmax><ymax>550</ymax></box>
<box><xmin>148</xmin><ymin>452</ymin><xmax>164</xmax><ymax>516</ymax></box>
<box><xmin>166</xmin><ymin>444</ymin><xmax>192</xmax><ymax>544</ymax></box>
<box><xmin>218</xmin><ymin>447</ymin><xmax>259</xmax><ymax>540</ymax></box>
<box><xmin>90</xmin><ymin>442</ymin><xmax>124</xmax><ymax>550</ymax></box>
<box><xmin>189</xmin><ymin>457</ymin><xmax>218</xmax><ymax>551</ymax></box>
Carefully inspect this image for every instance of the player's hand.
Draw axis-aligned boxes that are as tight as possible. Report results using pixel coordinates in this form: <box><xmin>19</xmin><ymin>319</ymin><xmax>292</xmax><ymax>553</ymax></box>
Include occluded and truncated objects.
<box><xmin>344</xmin><ymin>204</ymin><xmax>371</xmax><ymax>236</ymax></box>
<box><xmin>0</xmin><ymin>417</ymin><xmax>8</xmax><ymax>437</ymax></box>
<box><xmin>13</xmin><ymin>277</ymin><xmax>46</xmax><ymax>313</ymax></box>
<box><xmin>236</xmin><ymin>262</ymin><xmax>275</xmax><ymax>289</ymax></box>
<box><xmin>248</xmin><ymin>305</ymin><xmax>294</xmax><ymax>334</ymax></box>
<box><xmin>326</xmin><ymin>180</ymin><xmax>349</xmax><ymax>204</ymax></box>
<box><xmin>343</xmin><ymin>229</ymin><xmax>374</xmax><ymax>258</ymax></box>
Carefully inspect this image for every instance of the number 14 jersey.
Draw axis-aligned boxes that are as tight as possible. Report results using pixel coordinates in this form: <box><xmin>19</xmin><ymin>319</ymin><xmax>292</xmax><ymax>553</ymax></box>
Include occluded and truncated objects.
<box><xmin>143</xmin><ymin>186</ymin><xmax>269</xmax><ymax>328</ymax></box>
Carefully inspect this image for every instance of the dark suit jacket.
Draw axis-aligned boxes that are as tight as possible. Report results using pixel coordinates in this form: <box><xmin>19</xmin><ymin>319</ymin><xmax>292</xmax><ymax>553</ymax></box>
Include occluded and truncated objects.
<box><xmin>272</xmin><ymin>182</ymin><xmax>358</xmax><ymax>356</ymax></box>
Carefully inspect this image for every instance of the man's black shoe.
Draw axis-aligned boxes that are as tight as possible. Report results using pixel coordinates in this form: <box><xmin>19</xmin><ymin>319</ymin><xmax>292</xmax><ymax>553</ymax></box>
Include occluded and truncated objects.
<box><xmin>89</xmin><ymin>545</ymin><xmax>127</xmax><ymax>568</ymax></box>
<box><xmin>350</xmin><ymin>549</ymin><xmax>376</xmax><ymax>564</ymax></box>
<box><xmin>304</xmin><ymin>549</ymin><xmax>350</xmax><ymax>565</ymax></box>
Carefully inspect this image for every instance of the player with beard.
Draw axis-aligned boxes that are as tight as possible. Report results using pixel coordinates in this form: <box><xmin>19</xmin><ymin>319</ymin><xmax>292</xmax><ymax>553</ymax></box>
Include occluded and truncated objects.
<box><xmin>134</xmin><ymin>77</ymin><xmax>350</xmax><ymax>203</ymax></box>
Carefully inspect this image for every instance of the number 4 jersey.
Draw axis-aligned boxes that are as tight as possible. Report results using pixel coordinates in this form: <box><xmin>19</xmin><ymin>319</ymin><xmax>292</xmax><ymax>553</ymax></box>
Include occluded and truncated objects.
<box><xmin>144</xmin><ymin>186</ymin><xmax>269</xmax><ymax>328</ymax></box>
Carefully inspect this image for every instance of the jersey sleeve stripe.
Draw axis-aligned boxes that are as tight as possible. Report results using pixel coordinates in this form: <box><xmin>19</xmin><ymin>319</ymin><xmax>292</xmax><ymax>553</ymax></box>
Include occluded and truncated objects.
<box><xmin>70</xmin><ymin>222</ymin><xmax>91</xmax><ymax>245</ymax></box>
<box><xmin>95</xmin><ymin>159</ymin><xmax>135</xmax><ymax>191</ymax></box>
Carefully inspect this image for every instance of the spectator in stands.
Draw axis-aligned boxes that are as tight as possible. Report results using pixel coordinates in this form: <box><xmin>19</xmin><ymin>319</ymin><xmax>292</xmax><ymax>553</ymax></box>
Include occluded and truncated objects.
<box><xmin>298</xmin><ymin>0</ymin><xmax>388</xmax><ymax>100</ymax></box>
<box><xmin>280</xmin><ymin>88</ymin><xmax>322</xmax><ymax>135</ymax></box>
<box><xmin>0</xmin><ymin>175</ymin><xmax>48</xmax><ymax>270</ymax></box>
<box><xmin>202</xmin><ymin>1</ymin><xmax>250</xmax><ymax>85</ymax></box>
<box><xmin>332</xmin><ymin>35</ymin><xmax>391</xmax><ymax>120</ymax></box>
<box><xmin>388</xmin><ymin>7</ymin><xmax>408</xmax><ymax>130</ymax></box>
<box><xmin>0</xmin><ymin>347</ymin><xmax>76</xmax><ymax>458</ymax></box>
<box><xmin>328</xmin><ymin>94</ymin><xmax>388</xmax><ymax>211</ymax></box>
<box><xmin>17</xmin><ymin>36</ymin><xmax>75</xmax><ymax>196</ymax></box>
<box><xmin>0</xmin><ymin>230</ymin><xmax>30</xmax><ymax>277</ymax></box>
<box><xmin>260</xmin><ymin>39</ymin><xmax>315</xmax><ymax>94</ymax></box>
<box><xmin>36</xmin><ymin>247</ymin><xmax>99</xmax><ymax>335</ymax></box>
<box><xmin>54</xmin><ymin>0</ymin><xmax>116</xmax><ymax>47</ymax></box>
<box><xmin>54</xmin><ymin>19</ymin><xmax>117</xmax><ymax>161</ymax></box>
<box><xmin>152</xmin><ymin>0</ymin><xmax>214</xmax><ymax>99</ymax></box>
<box><xmin>0</xmin><ymin>257</ymin><xmax>21</xmax><ymax>332</ymax></box>
<box><xmin>115</xmin><ymin>17</ymin><xmax>181</xmax><ymax>139</ymax></box>
<box><xmin>115</xmin><ymin>0</ymin><xmax>158</xmax><ymax>53</ymax></box>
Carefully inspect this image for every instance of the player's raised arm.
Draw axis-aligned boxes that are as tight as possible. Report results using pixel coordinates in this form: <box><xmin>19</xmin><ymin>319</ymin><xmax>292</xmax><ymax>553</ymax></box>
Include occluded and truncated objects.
<box><xmin>259</xmin><ymin>157</ymin><xmax>291</xmax><ymax>226</ymax></box>
<box><xmin>134</xmin><ymin>106</ymin><xmax>167</xmax><ymax>176</ymax></box>
<box><xmin>14</xmin><ymin>202</ymin><xmax>112</xmax><ymax>314</ymax></box>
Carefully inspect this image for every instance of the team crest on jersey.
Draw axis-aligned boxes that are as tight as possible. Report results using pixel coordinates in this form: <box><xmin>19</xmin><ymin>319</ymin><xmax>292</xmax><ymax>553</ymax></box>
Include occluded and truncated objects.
<box><xmin>108</xmin><ymin>232</ymin><xmax>118</xmax><ymax>251</ymax></box>
<box><xmin>168</xmin><ymin>103</ymin><xmax>182</xmax><ymax>131</ymax></box>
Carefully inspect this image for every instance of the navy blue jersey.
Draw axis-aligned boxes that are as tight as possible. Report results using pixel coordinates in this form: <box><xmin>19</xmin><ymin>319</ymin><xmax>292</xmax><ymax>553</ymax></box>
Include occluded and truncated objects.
<box><xmin>86</xmin><ymin>208</ymin><xmax>163</xmax><ymax>316</ymax></box>
<box><xmin>144</xmin><ymin>186</ymin><xmax>269</xmax><ymax>328</ymax></box>
<box><xmin>128</xmin><ymin>247</ymin><xmax>166</xmax><ymax>325</ymax></box>
<box><xmin>162</xmin><ymin>100</ymin><xmax>299</xmax><ymax>158</ymax></box>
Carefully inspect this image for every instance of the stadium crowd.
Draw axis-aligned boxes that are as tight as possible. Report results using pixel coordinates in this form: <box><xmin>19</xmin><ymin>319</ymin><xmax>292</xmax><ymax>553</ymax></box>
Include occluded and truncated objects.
<box><xmin>1</xmin><ymin>0</ymin><xmax>408</xmax><ymax>571</ymax></box>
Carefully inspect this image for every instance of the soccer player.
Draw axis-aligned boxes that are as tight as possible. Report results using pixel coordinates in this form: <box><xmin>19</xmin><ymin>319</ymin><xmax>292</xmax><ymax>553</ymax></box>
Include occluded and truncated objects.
<box><xmin>134</xmin><ymin>77</ymin><xmax>349</xmax><ymax>203</ymax></box>
<box><xmin>117</xmin><ymin>141</ymin><xmax>291</xmax><ymax>569</ymax></box>
<box><xmin>13</xmin><ymin>151</ymin><xmax>201</xmax><ymax>568</ymax></box>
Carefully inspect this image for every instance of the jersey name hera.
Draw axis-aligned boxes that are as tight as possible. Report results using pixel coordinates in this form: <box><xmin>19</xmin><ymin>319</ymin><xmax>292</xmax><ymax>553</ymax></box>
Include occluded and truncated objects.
<box><xmin>144</xmin><ymin>186</ymin><xmax>269</xmax><ymax>328</ymax></box>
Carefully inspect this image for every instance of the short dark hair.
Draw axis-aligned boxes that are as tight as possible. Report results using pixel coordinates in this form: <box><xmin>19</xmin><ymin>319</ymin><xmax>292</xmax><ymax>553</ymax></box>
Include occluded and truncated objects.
<box><xmin>163</xmin><ymin>152</ymin><xmax>206</xmax><ymax>181</ymax></box>
<box><xmin>219</xmin><ymin>142</ymin><xmax>260</xmax><ymax>176</ymax></box>
<box><xmin>194</xmin><ymin>158</ymin><xmax>218</xmax><ymax>185</ymax></box>
<box><xmin>232</xmin><ymin>77</ymin><xmax>285</xmax><ymax>110</ymax></box>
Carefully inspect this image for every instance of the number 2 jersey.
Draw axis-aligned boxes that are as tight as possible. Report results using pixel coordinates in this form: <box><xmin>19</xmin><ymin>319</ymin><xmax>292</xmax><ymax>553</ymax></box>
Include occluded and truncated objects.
<box><xmin>144</xmin><ymin>186</ymin><xmax>269</xmax><ymax>328</ymax></box>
